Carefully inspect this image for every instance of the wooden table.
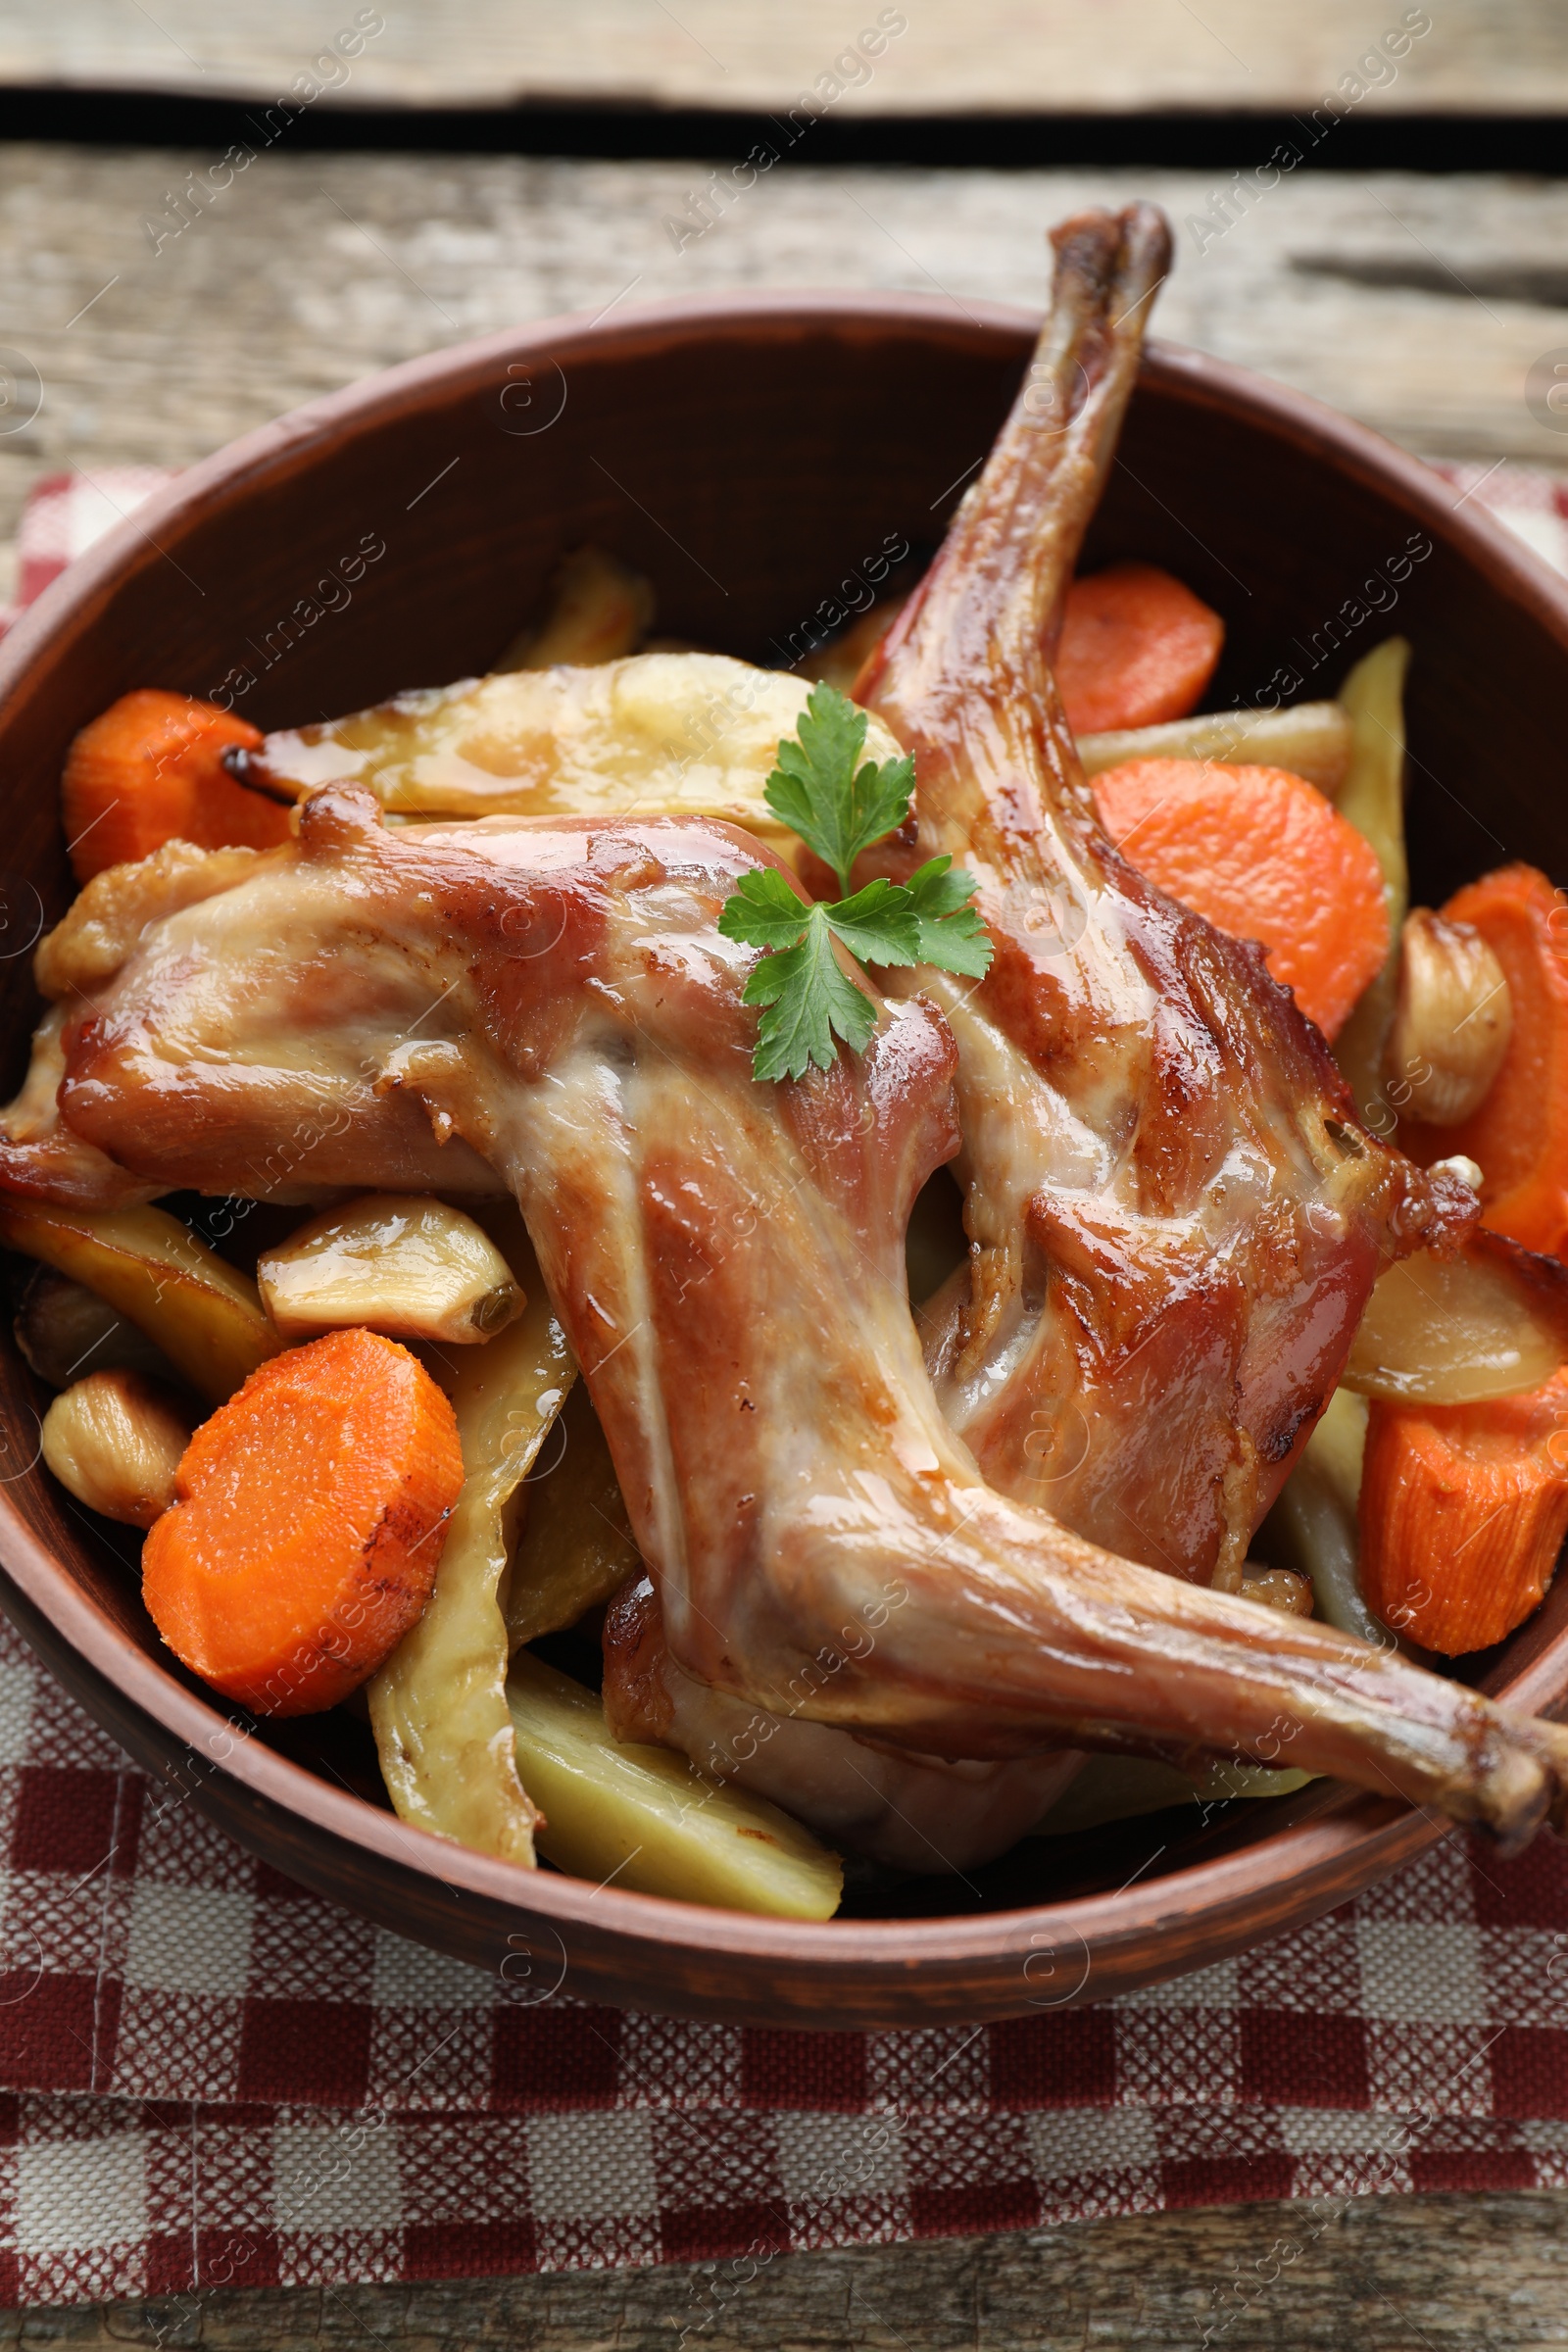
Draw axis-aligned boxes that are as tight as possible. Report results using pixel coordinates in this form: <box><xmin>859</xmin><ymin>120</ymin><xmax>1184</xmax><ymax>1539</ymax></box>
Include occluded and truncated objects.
<box><xmin>2</xmin><ymin>140</ymin><xmax>1566</xmax><ymax>2348</ymax></box>
<box><xmin>2</xmin><ymin>0</ymin><xmax>1566</xmax><ymax>117</ymax></box>
<box><xmin>4</xmin><ymin>145</ymin><xmax>1568</xmax><ymax>589</ymax></box>
<box><xmin>1</xmin><ymin>2187</ymin><xmax>1565</xmax><ymax>2346</ymax></box>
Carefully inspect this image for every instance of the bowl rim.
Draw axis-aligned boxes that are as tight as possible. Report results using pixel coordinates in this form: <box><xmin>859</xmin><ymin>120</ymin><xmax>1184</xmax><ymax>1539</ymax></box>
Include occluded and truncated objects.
<box><xmin>6</xmin><ymin>286</ymin><xmax>1567</xmax><ymax>698</ymax></box>
<box><xmin>3</xmin><ymin>286</ymin><xmax>1568</xmax><ymax>2005</ymax></box>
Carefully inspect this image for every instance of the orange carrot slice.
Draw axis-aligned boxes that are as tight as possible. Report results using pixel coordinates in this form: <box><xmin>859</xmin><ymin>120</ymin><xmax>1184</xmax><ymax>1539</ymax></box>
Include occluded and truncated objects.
<box><xmin>1093</xmin><ymin>758</ymin><xmax>1390</xmax><ymax>1040</ymax></box>
<box><xmin>1359</xmin><ymin>1366</ymin><xmax>1568</xmax><ymax>1654</ymax></box>
<box><xmin>1056</xmin><ymin>562</ymin><xmax>1225</xmax><ymax>734</ymax></box>
<box><xmin>62</xmin><ymin>689</ymin><xmax>291</xmax><ymax>884</ymax></box>
<box><xmin>1401</xmin><ymin>864</ymin><xmax>1568</xmax><ymax>1260</ymax></box>
<box><xmin>141</xmin><ymin>1329</ymin><xmax>463</xmax><ymax>1716</ymax></box>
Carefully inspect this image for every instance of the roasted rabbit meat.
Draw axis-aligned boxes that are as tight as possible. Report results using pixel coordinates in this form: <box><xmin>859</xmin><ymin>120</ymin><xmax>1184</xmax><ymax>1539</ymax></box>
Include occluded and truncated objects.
<box><xmin>3</xmin><ymin>790</ymin><xmax>1568</xmax><ymax>1851</ymax></box>
<box><xmin>858</xmin><ymin>205</ymin><xmax>1474</xmax><ymax>1589</ymax></box>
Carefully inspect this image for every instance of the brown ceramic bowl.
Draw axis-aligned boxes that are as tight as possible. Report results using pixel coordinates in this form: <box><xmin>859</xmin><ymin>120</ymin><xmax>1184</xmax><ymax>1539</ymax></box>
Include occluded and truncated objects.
<box><xmin>0</xmin><ymin>293</ymin><xmax>1566</xmax><ymax>2031</ymax></box>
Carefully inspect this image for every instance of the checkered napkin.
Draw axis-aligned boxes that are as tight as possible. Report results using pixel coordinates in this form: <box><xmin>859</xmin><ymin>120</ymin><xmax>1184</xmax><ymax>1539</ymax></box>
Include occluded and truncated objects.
<box><xmin>0</xmin><ymin>472</ymin><xmax>181</xmax><ymax>633</ymax></box>
<box><xmin>3</xmin><ymin>458</ymin><xmax>1568</xmax><ymax>2311</ymax></box>
<box><xmin>3</xmin><ymin>1612</ymin><xmax>1568</xmax><ymax>2311</ymax></box>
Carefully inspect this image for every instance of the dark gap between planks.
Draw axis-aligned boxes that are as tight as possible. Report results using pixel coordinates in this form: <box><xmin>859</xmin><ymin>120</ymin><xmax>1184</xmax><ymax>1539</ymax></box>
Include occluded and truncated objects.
<box><xmin>0</xmin><ymin>90</ymin><xmax>1565</xmax><ymax>172</ymax></box>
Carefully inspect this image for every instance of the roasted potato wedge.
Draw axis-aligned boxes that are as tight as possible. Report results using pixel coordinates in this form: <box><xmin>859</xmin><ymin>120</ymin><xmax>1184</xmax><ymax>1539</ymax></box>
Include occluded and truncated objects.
<box><xmin>507</xmin><ymin>1650</ymin><xmax>843</xmax><ymax>1919</ymax></box>
<box><xmin>1256</xmin><ymin>1386</ymin><xmax>1385</xmax><ymax>1644</ymax></box>
<box><xmin>1032</xmin><ymin>1750</ymin><xmax>1312</xmax><ymax>1838</ymax></box>
<box><xmin>1344</xmin><ymin>1230</ymin><xmax>1568</xmax><ymax>1405</ymax></box>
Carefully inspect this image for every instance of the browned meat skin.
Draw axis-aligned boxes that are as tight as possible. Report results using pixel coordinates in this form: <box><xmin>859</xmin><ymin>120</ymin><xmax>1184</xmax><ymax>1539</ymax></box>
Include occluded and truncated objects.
<box><xmin>4</xmin><ymin>789</ymin><xmax>1566</xmax><ymax>1851</ymax></box>
<box><xmin>856</xmin><ymin>202</ymin><xmax>1474</xmax><ymax>1588</ymax></box>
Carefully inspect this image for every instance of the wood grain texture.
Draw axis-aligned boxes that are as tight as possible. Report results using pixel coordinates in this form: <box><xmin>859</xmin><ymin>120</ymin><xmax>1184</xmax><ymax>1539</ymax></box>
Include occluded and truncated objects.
<box><xmin>2</xmin><ymin>2192</ymin><xmax>1568</xmax><ymax>2346</ymax></box>
<box><xmin>1</xmin><ymin>0</ymin><xmax>1565</xmax><ymax>116</ymax></box>
<box><xmin>3</xmin><ymin>148</ymin><xmax>1568</xmax><ymax>597</ymax></box>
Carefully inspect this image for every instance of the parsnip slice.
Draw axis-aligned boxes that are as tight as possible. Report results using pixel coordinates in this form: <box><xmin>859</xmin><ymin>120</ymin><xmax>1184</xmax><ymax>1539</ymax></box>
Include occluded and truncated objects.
<box><xmin>1256</xmin><ymin>1387</ymin><xmax>1385</xmax><ymax>1644</ymax></box>
<box><xmin>0</xmin><ymin>1200</ymin><xmax>278</xmax><ymax>1403</ymax></box>
<box><xmin>1332</xmin><ymin>638</ymin><xmax>1411</xmax><ymax>1108</ymax></box>
<box><xmin>259</xmin><ymin>1192</ymin><xmax>521</xmax><ymax>1346</ymax></box>
<box><xmin>506</xmin><ymin>1650</ymin><xmax>843</xmax><ymax>1919</ymax></box>
<box><xmin>494</xmin><ymin>545</ymin><xmax>655</xmax><ymax>673</ymax></box>
<box><xmin>1077</xmin><ymin>700</ymin><xmax>1352</xmax><ymax>795</ymax></box>
<box><xmin>1343</xmin><ymin>1234</ymin><xmax>1568</xmax><ymax>1404</ymax></box>
<box><xmin>505</xmin><ymin>1382</ymin><xmax>641</xmax><ymax>1650</ymax></box>
<box><xmin>1032</xmin><ymin>1752</ymin><xmax>1311</xmax><ymax>1837</ymax></box>
<box><xmin>368</xmin><ymin>1213</ymin><xmax>572</xmax><ymax>1868</ymax></box>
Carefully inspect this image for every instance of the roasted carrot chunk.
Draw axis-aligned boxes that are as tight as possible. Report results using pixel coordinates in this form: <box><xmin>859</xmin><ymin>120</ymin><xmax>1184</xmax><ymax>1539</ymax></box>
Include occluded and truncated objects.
<box><xmin>1401</xmin><ymin>865</ymin><xmax>1568</xmax><ymax>1259</ymax></box>
<box><xmin>62</xmin><ymin>689</ymin><xmax>291</xmax><ymax>883</ymax></box>
<box><xmin>1359</xmin><ymin>1367</ymin><xmax>1568</xmax><ymax>1654</ymax></box>
<box><xmin>141</xmin><ymin>1329</ymin><xmax>463</xmax><ymax>1716</ymax></box>
<box><xmin>1092</xmin><ymin>758</ymin><xmax>1390</xmax><ymax>1040</ymax></box>
<box><xmin>1056</xmin><ymin>562</ymin><xmax>1225</xmax><ymax>734</ymax></box>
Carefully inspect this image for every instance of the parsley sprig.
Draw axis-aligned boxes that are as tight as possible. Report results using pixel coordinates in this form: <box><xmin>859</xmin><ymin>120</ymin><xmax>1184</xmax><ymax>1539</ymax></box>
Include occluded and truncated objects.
<box><xmin>717</xmin><ymin>684</ymin><xmax>993</xmax><ymax>1082</ymax></box>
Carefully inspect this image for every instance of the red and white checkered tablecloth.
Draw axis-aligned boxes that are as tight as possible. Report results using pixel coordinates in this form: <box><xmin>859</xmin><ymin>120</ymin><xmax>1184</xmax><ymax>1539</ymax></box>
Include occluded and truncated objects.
<box><xmin>3</xmin><ymin>1607</ymin><xmax>1568</xmax><ymax>2313</ymax></box>
<box><xmin>0</xmin><ymin>471</ymin><xmax>181</xmax><ymax>628</ymax></box>
<box><xmin>2</xmin><ymin>463</ymin><xmax>1568</xmax><ymax>2313</ymax></box>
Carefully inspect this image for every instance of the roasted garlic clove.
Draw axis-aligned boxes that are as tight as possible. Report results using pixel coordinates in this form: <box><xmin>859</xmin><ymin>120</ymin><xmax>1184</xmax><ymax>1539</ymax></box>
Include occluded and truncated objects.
<box><xmin>258</xmin><ymin>1193</ymin><xmax>523</xmax><ymax>1346</ymax></box>
<box><xmin>1239</xmin><ymin>1566</ymin><xmax>1314</xmax><ymax>1617</ymax></box>
<box><xmin>15</xmin><ymin>1267</ymin><xmax>180</xmax><ymax>1390</ymax></box>
<box><xmin>244</xmin><ymin>652</ymin><xmax>907</xmax><ymax>876</ymax></box>
<box><xmin>41</xmin><ymin>1370</ymin><xmax>196</xmax><ymax>1530</ymax></box>
<box><xmin>1385</xmin><ymin>906</ymin><xmax>1512</xmax><ymax>1126</ymax></box>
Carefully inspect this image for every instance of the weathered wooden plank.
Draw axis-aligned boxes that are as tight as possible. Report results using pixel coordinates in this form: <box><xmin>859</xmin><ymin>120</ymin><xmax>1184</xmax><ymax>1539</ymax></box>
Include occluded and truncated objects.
<box><xmin>1</xmin><ymin>0</ymin><xmax>1566</xmax><ymax>117</ymax></box>
<box><xmin>0</xmin><ymin>2190</ymin><xmax>1565</xmax><ymax>2347</ymax></box>
<box><xmin>3</xmin><ymin>147</ymin><xmax>1568</xmax><ymax>595</ymax></box>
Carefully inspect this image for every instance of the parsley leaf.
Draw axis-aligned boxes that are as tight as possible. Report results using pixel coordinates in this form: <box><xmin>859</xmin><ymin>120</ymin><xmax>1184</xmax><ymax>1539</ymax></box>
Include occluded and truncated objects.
<box><xmin>716</xmin><ymin>865</ymin><xmax>819</xmax><ymax>954</ymax></box>
<box><xmin>902</xmin><ymin>857</ymin><xmax>994</xmax><ymax>976</ymax></box>
<box><xmin>741</xmin><ymin>907</ymin><xmax>878</xmax><ymax>1083</ymax></box>
<box><xmin>820</xmin><ymin>875</ymin><xmax>923</xmax><ymax>968</ymax></box>
<box><xmin>762</xmin><ymin>683</ymin><xmax>914</xmax><ymax>895</ymax></box>
<box><xmin>718</xmin><ymin>685</ymin><xmax>995</xmax><ymax>1083</ymax></box>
